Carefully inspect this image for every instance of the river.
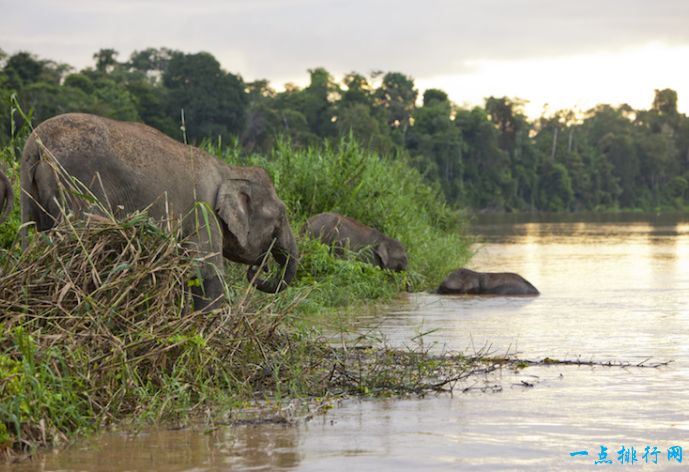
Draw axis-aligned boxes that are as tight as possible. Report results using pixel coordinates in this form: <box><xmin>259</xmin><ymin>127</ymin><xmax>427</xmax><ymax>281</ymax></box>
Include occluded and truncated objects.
<box><xmin>7</xmin><ymin>213</ymin><xmax>689</xmax><ymax>471</ymax></box>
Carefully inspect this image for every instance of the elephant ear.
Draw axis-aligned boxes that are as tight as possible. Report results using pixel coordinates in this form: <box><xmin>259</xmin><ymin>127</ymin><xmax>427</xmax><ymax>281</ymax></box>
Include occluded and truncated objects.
<box><xmin>215</xmin><ymin>179</ymin><xmax>252</xmax><ymax>249</ymax></box>
<box><xmin>373</xmin><ymin>243</ymin><xmax>389</xmax><ymax>269</ymax></box>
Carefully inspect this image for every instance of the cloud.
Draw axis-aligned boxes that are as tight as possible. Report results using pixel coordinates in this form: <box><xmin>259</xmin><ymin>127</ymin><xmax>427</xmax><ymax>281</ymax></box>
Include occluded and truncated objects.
<box><xmin>2</xmin><ymin>0</ymin><xmax>689</xmax><ymax>85</ymax></box>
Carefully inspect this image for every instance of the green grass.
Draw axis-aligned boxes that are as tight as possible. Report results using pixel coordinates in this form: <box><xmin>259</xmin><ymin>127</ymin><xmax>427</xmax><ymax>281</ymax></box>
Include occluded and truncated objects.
<box><xmin>208</xmin><ymin>137</ymin><xmax>473</xmax><ymax>292</ymax></box>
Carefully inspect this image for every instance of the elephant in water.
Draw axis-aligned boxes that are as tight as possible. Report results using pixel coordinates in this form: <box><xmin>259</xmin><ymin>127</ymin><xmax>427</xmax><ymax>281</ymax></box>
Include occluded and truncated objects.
<box><xmin>21</xmin><ymin>113</ymin><xmax>298</xmax><ymax>311</ymax></box>
<box><xmin>437</xmin><ymin>268</ymin><xmax>539</xmax><ymax>296</ymax></box>
<box><xmin>303</xmin><ymin>212</ymin><xmax>407</xmax><ymax>272</ymax></box>
<box><xmin>0</xmin><ymin>169</ymin><xmax>13</xmax><ymax>224</ymax></box>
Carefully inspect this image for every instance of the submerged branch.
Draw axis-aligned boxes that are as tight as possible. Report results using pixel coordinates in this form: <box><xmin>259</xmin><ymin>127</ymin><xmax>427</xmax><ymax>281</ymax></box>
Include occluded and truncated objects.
<box><xmin>318</xmin><ymin>344</ymin><xmax>673</xmax><ymax>398</ymax></box>
<box><xmin>471</xmin><ymin>355</ymin><xmax>673</xmax><ymax>369</ymax></box>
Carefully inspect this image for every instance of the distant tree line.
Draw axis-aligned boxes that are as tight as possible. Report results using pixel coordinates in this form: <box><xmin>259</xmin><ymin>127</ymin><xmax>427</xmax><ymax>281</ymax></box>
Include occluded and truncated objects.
<box><xmin>1</xmin><ymin>46</ymin><xmax>688</xmax><ymax>211</ymax></box>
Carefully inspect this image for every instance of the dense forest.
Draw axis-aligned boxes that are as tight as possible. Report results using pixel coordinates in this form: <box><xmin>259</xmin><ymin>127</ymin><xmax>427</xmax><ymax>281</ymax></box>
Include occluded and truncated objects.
<box><xmin>1</xmin><ymin>46</ymin><xmax>688</xmax><ymax>211</ymax></box>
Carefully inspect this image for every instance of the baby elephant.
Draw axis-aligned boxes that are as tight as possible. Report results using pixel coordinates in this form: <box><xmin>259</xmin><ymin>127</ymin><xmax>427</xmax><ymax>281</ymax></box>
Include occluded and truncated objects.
<box><xmin>304</xmin><ymin>212</ymin><xmax>408</xmax><ymax>272</ymax></box>
<box><xmin>438</xmin><ymin>268</ymin><xmax>539</xmax><ymax>296</ymax></box>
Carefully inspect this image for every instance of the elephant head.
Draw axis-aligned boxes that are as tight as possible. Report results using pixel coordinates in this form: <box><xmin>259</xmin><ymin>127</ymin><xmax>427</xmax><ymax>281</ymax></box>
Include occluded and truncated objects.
<box><xmin>214</xmin><ymin>168</ymin><xmax>298</xmax><ymax>293</ymax></box>
<box><xmin>0</xmin><ymin>170</ymin><xmax>13</xmax><ymax>224</ymax></box>
<box><xmin>373</xmin><ymin>238</ymin><xmax>408</xmax><ymax>272</ymax></box>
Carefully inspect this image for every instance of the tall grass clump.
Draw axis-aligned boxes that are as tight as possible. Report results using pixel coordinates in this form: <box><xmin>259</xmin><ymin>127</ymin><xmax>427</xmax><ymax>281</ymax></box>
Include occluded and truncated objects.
<box><xmin>209</xmin><ymin>137</ymin><xmax>472</xmax><ymax>295</ymax></box>
<box><xmin>0</xmin><ymin>211</ymin><xmax>339</xmax><ymax>456</ymax></box>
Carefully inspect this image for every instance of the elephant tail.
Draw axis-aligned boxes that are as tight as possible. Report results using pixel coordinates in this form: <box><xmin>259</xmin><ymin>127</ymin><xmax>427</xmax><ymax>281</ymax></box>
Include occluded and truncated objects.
<box><xmin>20</xmin><ymin>131</ymin><xmax>63</xmax><ymax>233</ymax></box>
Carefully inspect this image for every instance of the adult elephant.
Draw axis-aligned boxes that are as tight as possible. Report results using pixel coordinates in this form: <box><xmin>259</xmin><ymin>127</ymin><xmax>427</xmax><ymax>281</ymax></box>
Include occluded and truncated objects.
<box><xmin>21</xmin><ymin>113</ymin><xmax>298</xmax><ymax>311</ymax></box>
<box><xmin>303</xmin><ymin>212</ymin><xmax>407</xmax><ymax>272</ymax></box>
<box><xmin>437</xmin><ymin>268</ymin><xmax>539</xmax><ymax>296</ymax></box>
<box><xmin>0</xmin><ymin>169</ymin><xmax>13</xmax><ymax>224</ymax></box>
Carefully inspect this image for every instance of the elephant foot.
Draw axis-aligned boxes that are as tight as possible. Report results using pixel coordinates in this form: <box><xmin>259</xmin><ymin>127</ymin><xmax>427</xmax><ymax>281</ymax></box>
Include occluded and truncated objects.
<box><xmin>190</xmin><ymin>275</ymin><xmax>226</xmax><ymax>312</ymax></box>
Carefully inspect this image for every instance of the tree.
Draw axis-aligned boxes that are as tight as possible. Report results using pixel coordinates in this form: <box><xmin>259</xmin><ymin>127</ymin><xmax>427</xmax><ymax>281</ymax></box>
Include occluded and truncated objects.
<box><xmin>485</xmin><ymin>97</ymin><xmax>528</xmax><ymax>156</ymax></box>
<box><xmin>276</xmin><ymin>109</ymin><xmax>318</xmax><ymax>146</ymax></box>
<box><xmin>4</xmin><ymin>52</ymin><xmax>43</xmax><ymax>89</ymax></box>
<box><xmin>652</xmin><ymin>88</ymin><xmax>678</xmax><ymax>118</ymax></box>
<box><xmin>406</xmin><ymin>90</ymin><xmax>464</xmax><ymax>201</ymax></box>
<box><xmin>337</xmin><ymin>103</ymin><xmax>394</xmax><ymax>156</ymax></box>
<box><xmin>89</xmin><ymin>78</ymin><xmax>140</xmax><ymax>121</ymax></box>
<box><xmin>485</xmin><ymin>97</ymin><xmax>537</xmax><ymax>209</ymax></box>
<box><xmin>18</xmin><ymin>82</ymin><xmax>93</xmax><ymax>123</ymax></box>
<box><xmin>64</xmin><ymin>72</ymin><xmax>95</xmax><ymax>94</ymax></box>
<box><xmin>536</xmin><ymin>160</ymin><xmax>574</xmax><ymax>211</ymax></box>
<box><xmin>241</xmin><ymin>101</ymin><xmax>281</xmax><ymax>153</ymax></box>
<box><xmin>341</xmin><ymin>72</ymin><xmax>374</xmax><ymax>108</ymax></box>
<box><xmin>3</xmin><ymin>52</ymin><xmax>68</xmax><ymax>89</ymax></box>
<box><xmin>93</xmin><ymin>48</ymin><xmax>120</xmax><ymax>73</ymax></box>
<box><xmin>635</xmin><ymin>90</ymin><xmax>682</xmax><ymax>206</ymax></box>
<box><xmin>422</xmin><ymin>88</ymin><xmax>448</xmax><ymax>107</ymax></box>
<box><xmin>454</xmin><ymin>107</ymin><xmax>511</xmax><ymax>209</ymax></box>
<box><xmin>127</xmin><ymin>47</ymin><xmax>175</xmax><ymax>80</ymax></box>
<box><xmin>374</xmin><ymin>72</ymin><xmax>417</xmax><ymax>145</ymax></box>
<box><xmin>605</xmin><ymin>133</ymin><xmax>637</xmax><ymax>206</ymax></box>
<box><xmin>163</xmin><ymin>51</ymin><xmax>247</xmax><ymax>143</ymax></box>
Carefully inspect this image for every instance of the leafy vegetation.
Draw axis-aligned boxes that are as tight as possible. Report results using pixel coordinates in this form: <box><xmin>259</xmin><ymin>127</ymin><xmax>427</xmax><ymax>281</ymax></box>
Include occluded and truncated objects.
<box><xmin>2</xmin><ymin>46</ymin><xmax>688</xmax><ymax>211</ymax></box>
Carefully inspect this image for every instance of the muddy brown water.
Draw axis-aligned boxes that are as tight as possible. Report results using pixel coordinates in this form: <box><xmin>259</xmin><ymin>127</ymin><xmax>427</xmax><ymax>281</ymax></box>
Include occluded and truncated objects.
<box><xmin>6</xmin><ymin>213</ymin><xmax>689</xmax><ymax>471</ymax></box>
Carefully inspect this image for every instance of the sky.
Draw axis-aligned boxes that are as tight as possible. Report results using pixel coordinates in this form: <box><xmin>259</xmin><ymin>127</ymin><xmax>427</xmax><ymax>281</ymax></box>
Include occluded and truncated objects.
<box><xmin>1</xmin><ymin>0</ymin><xmax>689</xmax><ymax>118</ymax></box>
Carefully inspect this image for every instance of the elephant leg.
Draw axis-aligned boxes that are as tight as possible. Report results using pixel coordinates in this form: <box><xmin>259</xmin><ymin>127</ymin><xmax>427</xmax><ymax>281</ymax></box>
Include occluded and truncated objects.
<box><xmin>183</xmin><ymin>207</ymin><xmax>227</xmax><ymax>312</ymax></box>
<box><xmin>190</xmin><ymin>267</ymin><xmax>225</xmax><ymax>312</ymax></box>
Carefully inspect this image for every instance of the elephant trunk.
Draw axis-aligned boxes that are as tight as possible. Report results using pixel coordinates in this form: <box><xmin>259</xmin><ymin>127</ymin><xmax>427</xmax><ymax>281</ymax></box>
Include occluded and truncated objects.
<box><xmin>246</xmin><ymin>223</ymin><xmax>298</xmax><ymax>293</ymax></box>
<box><xmin>0</xmin><ymin>170</ymin><xmax>14</xmax><ymax>224</ymax></box>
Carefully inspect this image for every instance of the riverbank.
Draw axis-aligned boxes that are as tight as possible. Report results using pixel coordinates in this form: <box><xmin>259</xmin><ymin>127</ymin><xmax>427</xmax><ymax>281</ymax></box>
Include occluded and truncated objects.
<box><xmin>0</xmin><ymin>210</ymin><xmax>474</xmax><ymax>458</ymax></box>
<box><xmin>0</xmin><ymin>137</ymin><xmax>475</xmax><ymax>458</ymax></box>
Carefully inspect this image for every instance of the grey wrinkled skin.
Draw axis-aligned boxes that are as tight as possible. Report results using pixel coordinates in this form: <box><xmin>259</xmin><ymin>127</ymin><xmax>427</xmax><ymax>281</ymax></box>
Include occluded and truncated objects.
<box><xmin>0</xmin><ymin>169</ymin><xmax>13</xmax><ymax>224</ymax></box>
<box><xmin>21</xmin><ymin>113</ymin><xmax>298</xmax><ymax>311</ymax></box>
<box><xmin>303</xmin><ymin>212</ymin><xmax>408</xmax><ymax>272</ymax></box>
<box><xmin>437</xmin><ymin>268</ymin><xmax>539</xmax><ymax>296</ymax></box>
